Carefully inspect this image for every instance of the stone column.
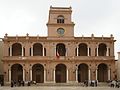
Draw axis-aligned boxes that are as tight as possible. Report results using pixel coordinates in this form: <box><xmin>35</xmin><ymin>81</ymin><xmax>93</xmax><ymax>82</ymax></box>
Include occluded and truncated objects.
<box><xmin>43</xmin><ymin>46</ymin><xmax>44</xmax><ymax>56</ymax></box>
<box><xmin>10</xmin><ymin>45</ymin><xmax>12</xmax><ymax>56</ymax></box>
<box><xmin>88</xmin><ymin>46</ymin><xmax>89</xmax><ymax>56</ymax></box>
<box><xmin>97</xmin><ymin>46</ymin><xmax>98</xmax><ymax>56</ymax></box>
<box><xmin>96</xmin><ymin>69</ymin><xmax>97</xmax><ymax>80</ymax></box>
<box><xmin>88</xmin><ymin>69</ymin><xmax>91</xmax><ymax>80</ymax></box>
<box><xmin>22</xmin><ymin>46</ymin><xmax>24</xmax><ymax>56</ymax></box>
<box><xmin>67</xmin><ymin>69</ymin><xmax>69</xmax><ymax>83</ymax></box>
<box><xmin>55</xmin><ymin>47</ymin><xmax>56</xmax><ymax>56</ymax></box>
<box><xmin>108</xmin><ymin>69</ymin><xmax>111</xmax><ymax>80</ymax></box>
<box><xmin>9</xmin><ymin>69</ymin><xmax>11</xmax><ymax>82</ymax></box>
<box><xmin>76</xmin><ymin>69</ymin><xmax>78</xmax><ymax>82</ymax></box>
<box><xmin>23</xmin><ymin>69</ymin><xmax>25</xmax><ymax>81</ymax></box>
<box><xmin>66</xmin><ymin>48</ymin><xmax>67</xmax><ymax>56</ymax></box>
<box><xmin>106</xmin><ymin>47</ymin><xmax>109</xmax><ymax>56</ymax></box>
<box><xmin>30</xmin><ymin>69</ymin><xmax>32</xmax><ymax>81</ymax></box>
<box><xmin>44</xmin><ymin>69</ymin><xmax>46</xmax><ymax>83</ymax></box>
<box><xmin>76</xmin><ymin>46</ymin><xmax>78</xmax><ymax>56</ymax></box>
<box><xmin>53</xmin><ymin>69</ymin><xmax>55</xmax><ymax>83</ymax></box>
<box><xmin>31</xmin><ymin>46</ymin><xmax>33</xmax><ymax>56</ymax></box>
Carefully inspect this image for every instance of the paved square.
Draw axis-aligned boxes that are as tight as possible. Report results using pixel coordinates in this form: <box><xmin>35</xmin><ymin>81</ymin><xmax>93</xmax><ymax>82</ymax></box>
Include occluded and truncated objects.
<box><xmin>0</xmin><ymin>86</ymin><xmax>119</xmax><ymax>90</ymax></box>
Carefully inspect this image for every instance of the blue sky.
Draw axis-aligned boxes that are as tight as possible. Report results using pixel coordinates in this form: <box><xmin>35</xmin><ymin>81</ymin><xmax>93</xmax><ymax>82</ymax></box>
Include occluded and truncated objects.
<box><xmin>0</xmin><ymin>0</ymin><xmax>120</xmax><ymax>59</ymax></box>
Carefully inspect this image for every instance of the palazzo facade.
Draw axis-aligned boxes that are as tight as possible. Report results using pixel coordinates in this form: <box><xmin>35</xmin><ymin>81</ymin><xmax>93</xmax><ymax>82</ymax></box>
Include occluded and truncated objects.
<box><xmin>2</xmin><ymin>6</ymin><xmax>116</xmax><ymax>84</ymax></box>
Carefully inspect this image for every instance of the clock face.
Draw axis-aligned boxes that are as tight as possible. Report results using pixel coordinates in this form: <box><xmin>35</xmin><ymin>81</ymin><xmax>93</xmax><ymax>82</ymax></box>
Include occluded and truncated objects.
<box><xmin>57</xmin><ymin>28</ymin><xmax>65</xmax><ymax>35</ymax></box>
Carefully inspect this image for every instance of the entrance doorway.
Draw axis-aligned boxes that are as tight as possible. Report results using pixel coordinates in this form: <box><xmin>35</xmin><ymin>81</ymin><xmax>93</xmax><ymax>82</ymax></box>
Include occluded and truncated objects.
<box><xmin>11</xmin><ymin>64</ymin><xmax>23</xmax><ymax>82</ymax></box>
<box><xmin>55</xmin><ymin>64</ymin><xmax>66</xmax><ymax>83</ymax></box>
<box><xmin>78</xmin><ymin>63</ymin><xmax>88</xmax><ymax>82</ymax></box>
<box><xmin>98</xmin><ymin>63</ymin><xmax>108</xmax><ymax>82</ymax></box>
<box><xmin>32</xmin><ymin>64</ymin><xmax>44</xmax><ymax>83</ymax></box>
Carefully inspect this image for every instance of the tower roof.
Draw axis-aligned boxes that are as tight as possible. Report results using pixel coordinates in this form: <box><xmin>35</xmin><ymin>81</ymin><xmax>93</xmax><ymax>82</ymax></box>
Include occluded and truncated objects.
<box><xmin>49</xmin><ymin>6</ymin><xmax>72</xmax><ymax>13</ymax></box>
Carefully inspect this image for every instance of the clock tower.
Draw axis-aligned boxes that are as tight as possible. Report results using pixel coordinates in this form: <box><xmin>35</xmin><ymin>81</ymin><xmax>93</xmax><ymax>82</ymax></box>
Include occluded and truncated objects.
<box><xmin>47</xmin><ymin>6</ymin><xmax>75</xmax><ymax>38</ymax></box>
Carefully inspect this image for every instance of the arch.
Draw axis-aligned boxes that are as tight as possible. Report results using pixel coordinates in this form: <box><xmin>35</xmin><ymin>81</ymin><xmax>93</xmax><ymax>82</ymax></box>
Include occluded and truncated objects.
<box><xmin>78</xmin><ymin>63</ymin><xmax>88</xmax><ymax>82</ymax></box>
<box><xmin>98</xmin><ymin>43</ymin><xmax>107</xmax><ymax>56</ymax></box>
<box><xmin>56</xmin><ymin>43</ymin><xmax>66</xmax><ymax>56</ymax></box>
<box><xmin>33</xmin><ymin>43</ymin><xmax>43</xmax><ymax>56</ymax></box>
<box><xmin>57</xmin><ymin>15</ymin><xmax>64</xmax><ymax>23</ymax></box>
<box><xmin>55</xmin><ymin>64</ymin><xmax>67</xmax><ymax>83</ymax></box>
<box><xmin>98</xmin><ymin>63</ymin><xmax>108</xmax><ymax>82</ymax></box>
<box><xmin>32</xmin><ymin>64</ymin><xmax>44</xmax><ymax>83</ymax></box>
<box><xmin>12</xmin><ymin>43</ymin><xmax>22</xmax><ymax>56</ymax></box>
<box><xmin>11</xmin><ymin>64</ymin><xmax>23</xmax><ymax>82</ymax></box>
<box><xmin>78</xmin><ymin>43</ymin><xmax>88</xmax><ymax>56</ymax></box>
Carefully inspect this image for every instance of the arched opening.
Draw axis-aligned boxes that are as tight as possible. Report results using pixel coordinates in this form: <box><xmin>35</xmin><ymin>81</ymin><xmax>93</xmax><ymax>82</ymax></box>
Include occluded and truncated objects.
<box><xmin>78</xmin><ymin>43</ymin><xmax>88</xmax><ymax>56</ymax></box>
<box><xmin>32</xmin><ymin>64</ymin><xmax>44</xmax><ymax>83</ymax></box>
<box><xmin>12</xmin><ymin>43</ymin><xmax>22</xmax><ymax>56</ymax></box>
<box><xmin>33</xmin><ymin>43</ymin><xmax>43</xmax><ymax>56</ymax></box>
<box><xmin>78</xmin><ymin>63</ymin><xmax>88</xmax><ymax>82</ymax></box>
<box><xmin>56</xmin><ymin>43</ymin><xmax>66</xmax><ymax>56</ymax></box>
<box><xmin>98</xmin><ymin>63</ymin><xmax>108</xmax><ymax>82</ymax></box>
<box><xmin>11</xmin><ymin>64</ymin><xmax>23</xmax><ymax>82</ymax></box>
<box><xmin>55</xmin><ymin>64</ymin><xmax>66</xmax><ymax>83</ymax></box>
<box><xmin>98</xmin><ymin>43</ymin><xmax>107</xmax><ymax>56</ymax></box>
<box><xmin>57</xmin><ymin>15</ymin><xmax>64</xmax><ymax>23</ymax></box>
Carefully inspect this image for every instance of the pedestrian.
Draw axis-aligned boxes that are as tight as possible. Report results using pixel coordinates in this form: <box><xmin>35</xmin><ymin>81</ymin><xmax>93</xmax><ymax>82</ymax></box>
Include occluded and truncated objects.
<box><xmin>18</xmin><ymin>80</ymin><xmax>21</xmax><ymax>86</ymax></box>
<box><xmin>27</xmin><ymin>81</ymin><xmax>30</xmax><ymax>86</ymax></box>
<box><xmin>21</xmin><ymin>81</ymin><xmax>25</xmax><ymax>86</ymax></box>
<box><xmin>11</xmin><ymin>80</ymin><xmax>14</xmax><ymax>87</ymax></box>
<box><xmin>95</xmin><ymin>80</ymin><xmax>97</xmax><ymax>87</ymax></box>
<box><xmin>14</xmin><ymin>80</ymin><xmax>17</xmax><ymax>87</ymax></box>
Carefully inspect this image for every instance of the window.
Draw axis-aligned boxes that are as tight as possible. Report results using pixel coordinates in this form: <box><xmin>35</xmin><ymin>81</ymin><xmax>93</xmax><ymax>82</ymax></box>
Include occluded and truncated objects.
<box><xmin>57</xmin><ymin>15</ymin><xmax>64</xmax><ymax>23</ymax></box>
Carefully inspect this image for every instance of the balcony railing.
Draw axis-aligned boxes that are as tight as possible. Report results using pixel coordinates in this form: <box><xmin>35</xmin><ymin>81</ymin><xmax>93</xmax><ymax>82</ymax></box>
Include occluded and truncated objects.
<box><xmin>2</xmin><ymin>56</ymin><xmax>115</xmax><ymax>61</ymax></box>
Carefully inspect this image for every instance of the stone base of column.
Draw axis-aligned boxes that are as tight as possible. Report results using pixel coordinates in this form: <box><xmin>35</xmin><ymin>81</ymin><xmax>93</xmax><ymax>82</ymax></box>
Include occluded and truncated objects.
<box><xmin>68</xmin><ymin>81</ymin><xmax>78</xmax><ymax>83</ymax></box>
<box><xmin>45</xmin><ymin>81</ymin><xmax>55</xmax><ymax>83</ymax></box>
<box><xmin>4</xmin><ymin>81</ymin><xmax>11</xmax><ymax>86</ymax></box>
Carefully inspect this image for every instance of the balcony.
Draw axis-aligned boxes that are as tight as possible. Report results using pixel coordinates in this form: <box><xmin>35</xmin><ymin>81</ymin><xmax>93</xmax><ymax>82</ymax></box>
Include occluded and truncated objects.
<box><xmin>2</xmin><ymin>56</ymin><xmax>115</xmax><ymax>62</ymax></box>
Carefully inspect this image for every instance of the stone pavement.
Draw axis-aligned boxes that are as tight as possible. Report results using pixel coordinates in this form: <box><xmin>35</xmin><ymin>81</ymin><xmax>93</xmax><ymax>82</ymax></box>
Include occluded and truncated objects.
<box><xmin>0</xmin><ymin>86</ymin><xmax>119</xmax><ymax>90</ymax></box>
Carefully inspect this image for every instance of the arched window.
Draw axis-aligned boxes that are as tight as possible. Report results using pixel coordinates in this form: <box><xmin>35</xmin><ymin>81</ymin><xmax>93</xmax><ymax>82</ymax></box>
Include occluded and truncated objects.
<box><xmin>33</xmin><ymin>43</ymin><xmax>43</xmax><ymax>56</ymax></box>
<box><xmin>12</xmin><ymin>43</ymin><xmax>22</xmax><ymax>56</ymax></box>
<box><xmin>78</xmin><ymin>43</ymin><xmax>88</xmax><ymax>56</ymax></box>
<box><xmin>98</xmin><ymin>43</ymin><xmax>107</xmax><ymax>56</ymax></box>
<box><xmin>57</xmin><ymin>15</ymin><xmax>64</xmax><ymax>23</ymax></box>
<box><xmin>56</xmin><ymin>43</ymin><xmax>66</xmax><ymax>56</ymax></box>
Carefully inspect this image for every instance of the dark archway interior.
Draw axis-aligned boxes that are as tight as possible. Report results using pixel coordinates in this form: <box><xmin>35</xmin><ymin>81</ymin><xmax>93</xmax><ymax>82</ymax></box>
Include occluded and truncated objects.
<box><xmin>98</xmin><ymin>43</ymin><xmax>107</xmax><ymax>56</ymax></box>
<box><xmin>98</xmin><ymin>64</ymin><xmax>108</xmax><ymax>82</ymax></box>
<box><xmin>78</xmin><ymin>43</ymin><xmax>87</xmax><ymax>56</ymax></box>
<box><xmin>78</xmin><ymin>64</ymin><xmax>88</xmax><ymax>82</ymax></box>
<box><xmin>12</xmin><ymin>43</ymin><xmax>22</xmax><ymax>56</ymax></box>
<box><xmin>11</xmin><ymin>64</ymin><xmax>23</xmax><ymax>82</ymax></box>
<box><xmin>56</xmin><ymin>44</ymin><xmax>66</xmax><ymax>56</ymax></box>
<box><xmin>55</xmin><ymin>64</ymin><xmax>66</xmax><ymax>83</ymax></box>
<box><xmin>33</xmin><ymin>43</ymin><xmax>43</xmax><ymax>56</ymax></box>
<box><xmin>32</xmin><ymin>64</ymin><xmax>44</xmax><ymax>83</ymax></box>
